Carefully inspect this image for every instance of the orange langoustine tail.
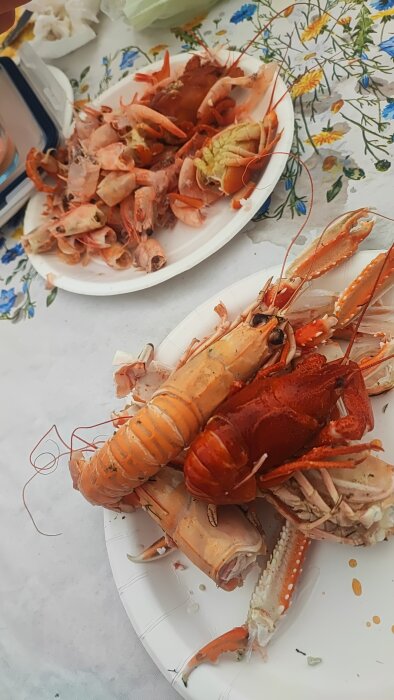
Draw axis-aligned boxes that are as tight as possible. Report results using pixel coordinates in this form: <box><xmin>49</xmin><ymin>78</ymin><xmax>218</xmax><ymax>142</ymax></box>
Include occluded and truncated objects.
<box><xmin>70</xmin><ymin>316</ymin><xmax>281</xmax><ymax>509</ymax></box>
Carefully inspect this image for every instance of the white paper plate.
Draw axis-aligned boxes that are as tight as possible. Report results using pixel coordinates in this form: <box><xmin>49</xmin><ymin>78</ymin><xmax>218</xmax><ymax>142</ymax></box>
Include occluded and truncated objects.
<box><xmin>104</xmin><ymin>250</ymin><xmax>394</xmax><ymax>700</ymax></box>
<box><xmin>23</xmin><ymin>50</ymin><xmax>294</xmax><ymax>296</ymax></box>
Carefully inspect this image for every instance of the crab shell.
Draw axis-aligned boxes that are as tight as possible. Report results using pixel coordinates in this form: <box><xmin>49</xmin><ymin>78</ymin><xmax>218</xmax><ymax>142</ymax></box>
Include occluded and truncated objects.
<box><xmin>194</xmin><ymin>112</ymin><xmax>279</xmax><ymax>196</ymax></box>
<box><xmin>267</xmin><ymin>452</ymin><xmax>394</xmax><ymax>546</ymax></box>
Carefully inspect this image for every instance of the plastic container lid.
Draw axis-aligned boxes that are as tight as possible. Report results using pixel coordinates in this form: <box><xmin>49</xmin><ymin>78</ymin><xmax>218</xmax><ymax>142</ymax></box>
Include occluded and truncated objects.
<box><xmin>0</xmin><ymin>44</ymin><xmax>71</xmax><ymax>228</ymax></box>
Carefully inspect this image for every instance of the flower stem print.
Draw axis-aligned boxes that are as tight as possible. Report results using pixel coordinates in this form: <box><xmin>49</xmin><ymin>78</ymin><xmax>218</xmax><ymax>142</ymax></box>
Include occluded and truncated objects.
<box><xmin>216</xmin><ymin>0</ymin><xmax>394</xmax><ymax>218</ymax></box>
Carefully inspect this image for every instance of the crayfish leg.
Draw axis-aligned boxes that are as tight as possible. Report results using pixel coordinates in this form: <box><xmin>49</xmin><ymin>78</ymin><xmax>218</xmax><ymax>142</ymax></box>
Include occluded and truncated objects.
<box><xmin>127</xmin><ymin>535</ymin><xmax>175</xmax><ymax>563</ymax></box>
<box><xmin>181</xmin><ymin>625</ymin><xmax>249</xmax><ymax>687</ymax></box>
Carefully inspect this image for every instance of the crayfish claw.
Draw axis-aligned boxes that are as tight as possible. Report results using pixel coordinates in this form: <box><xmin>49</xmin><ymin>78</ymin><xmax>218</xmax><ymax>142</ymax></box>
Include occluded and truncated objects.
<box><xmin>126</xmin><ymin>535</ymin><xmax>174</xmax><ymax>563</ymax></box>
<box><xmin>181</xmin><ymin>625</ymin><xmax>249</xmax><ymax>687</ymax></box>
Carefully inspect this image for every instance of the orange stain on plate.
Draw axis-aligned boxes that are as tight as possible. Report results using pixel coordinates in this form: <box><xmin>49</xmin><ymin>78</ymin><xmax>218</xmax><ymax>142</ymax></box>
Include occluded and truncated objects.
<box><xmin>391</xmin><ymin>625</ymin><xmax>394</xmax><ymax>633</ymax></box>
<box><xmin>352</xmin><ymin>578</ymin><xmax>362</xmax><ymax>596</ymax></box>
<box><xmin>348</xmin><ymin>559</ymin><xmax>357</xmax><ymax>568</ymax></box>
<box><xmin>373</xmin><ymin>616</ymin><xmax>381</xmax><ymax>625</ymax></box>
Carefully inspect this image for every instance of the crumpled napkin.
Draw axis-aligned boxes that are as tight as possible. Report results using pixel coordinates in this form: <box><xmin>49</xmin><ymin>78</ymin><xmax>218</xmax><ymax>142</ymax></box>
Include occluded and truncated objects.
<box><xmin>26</xmin><ymin>0</ymin><xmax>100</xmax><ymax>58</ymax></box>
<box><xmin>100</xmin><ymin>0</ymin><xmax>221</xmax><ymax>31</ymax></box>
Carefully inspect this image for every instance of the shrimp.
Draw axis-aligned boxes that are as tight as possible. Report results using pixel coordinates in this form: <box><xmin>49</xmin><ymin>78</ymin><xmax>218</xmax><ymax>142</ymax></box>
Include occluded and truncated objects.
<box><xmin>168</xmin><ymin>193</ymin><xmax>205</xmax><ymax>228</ymax></box>
<box><xmin>95</xmin><ymin>143</ymin><xmax>135</xmax><ymax>171</ymax></box>
<box><xmin>133</xmin><ymin>236</ymin><xmax>166</xmax><ymax>272</ymax></box>
<box><xmin>67</xmin><ymin>156</ymin><xmax>100</xmax><ymax>202</ymax></box>
<box><xmin>50</xmin><ymin>204</ymin><xmax>106</xmax><ymax>237</ymax></box>
<box><xmin>83</xmin><ymin>123</ymin><xmax>119</xmax><ymax>155</ymax></box>
<box><xmin>101</xmin><ymin>242</ymin><xmax>134</xmax><ymax>269</ymax></box>
<box><xmin>21</xmin><ymin>223</ymin><xmax>55</xmax><ymax>255</ymax></box>
<box><xmin>96</xmin><ymin>172</ymin><xmax>137</xmax><ymax>207</ymax></box>
<box><xmin>134</xmin><ymin>187</ymin><xmax>156</xmax><ymax>234</ymax></box>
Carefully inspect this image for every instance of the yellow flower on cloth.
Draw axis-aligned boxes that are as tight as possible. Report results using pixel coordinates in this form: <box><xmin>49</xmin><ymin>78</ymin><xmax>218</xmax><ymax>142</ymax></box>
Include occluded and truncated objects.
<box><xmin>149</xmin><ymin>44</ymin><xmax>168</xmax><ymax>55</ymax></box>
<box><xmin>11</xmin><ymin>225</ymin><xmax>24</xmax><ymax>240</ymax></box>
<box><xmin>301</xmin><ymin>13</ymin><xmax>330</xmax><ymax>42</ymax></box>
<box><xmin>291</xmin><ymin>68</ymin><xmax>324</xmax><ymax>97</ymax></box>
<box><xmin>306</xmin><ymin>129</ymin><xmax>344</xmax><ymax>147</ymax></box>
<box><xmin>181</xmin><ymin>13</ymin><xmax>207</xmax><ymax>31</ymax></box>
<box><xmin>339</xmin><ymin>16</ymin><xmax>351</xmax><ymax>26</ymax></box>
<box><xmin>371</xmin><ymin>8</ymin><xmax>394</xmax><ymax>19</ymax></box>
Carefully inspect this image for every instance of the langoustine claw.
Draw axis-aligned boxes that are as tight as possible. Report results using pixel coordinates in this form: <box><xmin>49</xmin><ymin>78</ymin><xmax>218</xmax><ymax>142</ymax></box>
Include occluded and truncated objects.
<box><xmin>182</xmin><ymin>521</ymin><xmax>310</xmax><ymax>686</ymax></box>
<box><xmin>263</xmin><ymin>208</ymin><xmax>375</xmax><ymax>312</ymax></box>
<box><xmin>335</xmin><ymin>246</ymin><xmax>394</xmax><ymax>329</ymax></box>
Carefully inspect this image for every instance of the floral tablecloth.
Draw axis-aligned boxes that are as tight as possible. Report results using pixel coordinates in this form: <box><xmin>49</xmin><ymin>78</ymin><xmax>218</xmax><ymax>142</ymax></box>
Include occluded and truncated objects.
<box><xmin>2</xmin><ymin>0</ymin><xmax>394</xmax><ymax>320</ymax></box>
<box><xmin>2</xmin><ymin>2</ymin><xmax>394</xmax><ymax>699</ymax></box>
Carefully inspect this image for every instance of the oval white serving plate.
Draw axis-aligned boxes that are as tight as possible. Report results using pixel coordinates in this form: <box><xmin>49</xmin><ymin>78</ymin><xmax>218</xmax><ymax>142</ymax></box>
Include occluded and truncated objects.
<box><xmin>104</xmin><ymin>249</ymin><xmax>394</xmax><ymax>700</ymax></box>
<box><xmin>23</xmin><ymin>50</ymin><xmax>294</xmax><ymax>296</ymax></box>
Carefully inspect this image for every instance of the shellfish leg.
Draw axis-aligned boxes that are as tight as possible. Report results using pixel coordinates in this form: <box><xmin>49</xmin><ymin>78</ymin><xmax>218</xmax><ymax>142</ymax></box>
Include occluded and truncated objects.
<box><xmin>181</xmin><ymin>522</ymin><xmax>310</xmax><ymax>686</ymax></box>
<box><xmin>127</xmin><ymin>535</ymin><xmax>175</xmax><ymax>563</ymax></box>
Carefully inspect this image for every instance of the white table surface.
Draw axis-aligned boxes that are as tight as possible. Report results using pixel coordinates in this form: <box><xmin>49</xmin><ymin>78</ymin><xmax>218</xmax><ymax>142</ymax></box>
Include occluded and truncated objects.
<box><xmin>2</xmin><ymin>0</ymin><xmax>394</xmax><ymax>696</ymax></box>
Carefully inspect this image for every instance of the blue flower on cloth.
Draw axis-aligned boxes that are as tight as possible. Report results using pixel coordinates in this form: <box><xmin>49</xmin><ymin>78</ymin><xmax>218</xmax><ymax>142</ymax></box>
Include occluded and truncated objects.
<box><xmin>382</xmin><ymin>101</ymin><xmax>394</xmax><ymax>119</ymax></box>
<box><xmin>371</xmin><ymin>0</ymin><xmax>394</xmax><ymax>10</ymax></box>
<box><xmin>295</xmin><ymin>200</ymin><xmax>307</xmax><ymax>215</ymax></box>
<box><xmin>379</xmin><ymin>37</ymin><xmax>394</xmax><ymax>58</ymax></box>
<box><xmin>1</xmin><ymin>242</ymin><xmax>24</xmax><ymax>264</ymax></box>
<box><xmin>0</xmin><ymin>288</ymin><xmax>16</xmax><ymax>313</ymax></box>
<box><xmin>27</xmin><ymin>305</ymin><xmax>35</xmax><ymax>318</ymax></box>
<box><xmin>284</xmin><ymin>178</ymin><xmax>293</xmax><ymax>190</ymax></box>
<box><xmin>254</xmin><ymin>194</ymin><xmax>271</xmax><ymax>217</ymax></box>
<box><xmin>120</xmin><ymin>49</ymin><xmax>139</xmax><ymax>70</ymax></box>
<box><xmin>359</xmin><ymin>74</ymin><xmax>370</xmax><ymax>88</ymax></box>
<box><xmin>230</xmin><ymin>4</ymin><xmax>257</xmax><ymax>24</ymax></box>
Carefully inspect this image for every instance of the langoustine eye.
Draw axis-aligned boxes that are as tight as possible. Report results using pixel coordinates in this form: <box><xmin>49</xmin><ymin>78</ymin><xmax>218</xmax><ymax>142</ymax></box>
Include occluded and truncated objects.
<box><xmin>250</xmin><ymin>313</ymin><xmax>271</xmax><ymax>327</ymax></box>
<box><xmin>269</xmin><ymin>328</ymin><xmax>285</xmax><ymax>346</ymax></box>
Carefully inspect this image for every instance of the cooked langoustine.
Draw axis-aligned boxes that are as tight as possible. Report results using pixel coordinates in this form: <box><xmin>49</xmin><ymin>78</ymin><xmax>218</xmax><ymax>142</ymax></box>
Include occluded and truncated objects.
<box><xmin>99</xmin><ymin>209</ymin><xmax>391</xmax><ymax>685</ymax></box>
<box><xmin>122</xmin><ymin>467</ymin><xmax>265</xmax><ymax>591</ymax></box>
<box><xmin>70</xmin><ymin>308</ymin><xmax>289</xmax><ymax>509</ymax></box>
